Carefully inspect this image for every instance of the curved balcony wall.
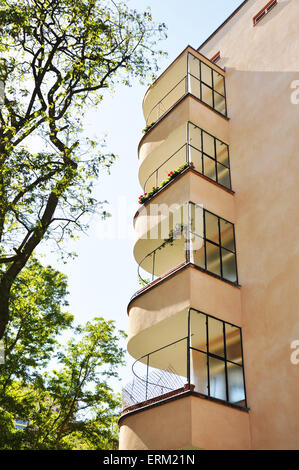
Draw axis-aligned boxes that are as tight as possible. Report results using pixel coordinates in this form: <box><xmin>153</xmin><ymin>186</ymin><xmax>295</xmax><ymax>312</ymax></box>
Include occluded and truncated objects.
<box><xmin>142</xmin><ymin>46</ymin><xmax>227</xmax><ymax>126</ymax></box>
<box><xmin>139</xmin><ymin>122</ymin><xmax>231</xmax><ymax>194</ymax></box>
<box><xmin>139</xmin><ymin>95</ymin><xmax>229</xmax><ymax>189</ymax></box>
<box><xmin>134</xmin><ymin>201</ymin><xmax>238</xmax><ymax>290</ymax></box>
<box><xmin>134</xmin><ymin>171</ymin><xmax>236</xmax><ymax>262</ymax></box>
<box><xmin>119</xmin><ymin>395</ymin><xmax>250</xmax><ymax>450</ymax></box>
<box><xmin>127</xmin><ymin>266</ymin><xmax>242</xmax><ymax>361</ymax></box>
<box><xmin>123</xmin><ymin>307</ymin><xmax>246</xmax><ymax>412</ymax></box>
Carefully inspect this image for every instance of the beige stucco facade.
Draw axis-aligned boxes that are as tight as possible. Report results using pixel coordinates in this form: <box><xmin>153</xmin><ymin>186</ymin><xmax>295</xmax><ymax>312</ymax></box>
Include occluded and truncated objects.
<box><xmin>120</xmin><ymin>0</ymin><xmax>299</xmax><ymax>450</ymax></box>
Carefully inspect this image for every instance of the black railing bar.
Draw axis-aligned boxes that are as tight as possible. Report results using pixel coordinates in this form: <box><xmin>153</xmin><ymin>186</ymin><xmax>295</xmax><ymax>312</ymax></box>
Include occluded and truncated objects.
<box><xmin>189</xmin><ymin>346</ymin><xmax>243</xmax><ymax>367</ymax></box>
<box><xmin>143</xmin><ymin>143</ymin><xmax>188</xmax><ymax>192</ymax></box>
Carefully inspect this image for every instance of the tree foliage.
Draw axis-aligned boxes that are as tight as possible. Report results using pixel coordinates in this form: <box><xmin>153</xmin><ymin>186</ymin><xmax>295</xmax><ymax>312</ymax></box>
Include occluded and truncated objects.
<box><xmin>0</xmin><ymin>0</ymin><xmax>166</xmax><ymax>337</ymax></box>
<box><xmin>0</xmin><ymin>259</ymin><xmax>126</xmax><ymax>449</ymax></box>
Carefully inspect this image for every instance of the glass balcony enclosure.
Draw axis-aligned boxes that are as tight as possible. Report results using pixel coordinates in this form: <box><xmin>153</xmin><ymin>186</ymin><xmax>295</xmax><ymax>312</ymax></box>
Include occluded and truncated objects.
<box><xmin>141</xmin><ymin>122</ymin><xmax>231</xmax><ymax>193</ymax></box>
<box><xmin>143</xmin><ymin>49</ymin><xmax>227</xmax><ymax>126</ymax></box>
<box><xmin>122</xmin><ymin>308</ymin><xmax>246</xmax><ymax>412</ymax></box>
<box><xmin>138</xmin><ymin>202</ymin><xmax>238</xmax><ymax>287</ymax></box>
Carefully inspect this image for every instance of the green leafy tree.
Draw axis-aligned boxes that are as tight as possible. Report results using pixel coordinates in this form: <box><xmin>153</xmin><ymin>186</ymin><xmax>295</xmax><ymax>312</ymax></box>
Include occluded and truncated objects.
<box><xmin>0</xmin><ymin>0</ymin><xmax>166</xmax><ymax>338</ymax></box>
<box><xmin>0</xmin><ymin>259</ymin><xmax>126</xmax><ymax>449</ymax></box>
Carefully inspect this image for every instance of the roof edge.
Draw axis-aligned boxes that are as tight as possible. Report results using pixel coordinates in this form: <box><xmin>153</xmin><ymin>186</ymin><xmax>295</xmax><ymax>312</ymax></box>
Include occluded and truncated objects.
<box><xmin>197</xmin><ymin>0</ymin><xmax>250</xmax><ymax>51</ymax></box>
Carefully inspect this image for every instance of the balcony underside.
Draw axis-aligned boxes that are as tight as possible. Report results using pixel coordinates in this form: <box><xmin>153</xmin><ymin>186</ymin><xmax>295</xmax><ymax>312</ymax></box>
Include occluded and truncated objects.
<box><xmin>119</xmin><ymin>394</ymin><xmax>250</xmax><ymax>450</ymax></box>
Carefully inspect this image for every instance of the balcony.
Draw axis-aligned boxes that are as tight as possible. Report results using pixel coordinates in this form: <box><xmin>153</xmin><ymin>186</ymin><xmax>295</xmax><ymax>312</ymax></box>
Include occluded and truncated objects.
<box><xmin>139</xmin><ymin>121</ymin><xmax>231</xmax><ymax>194</ymax></box>
<box><xmin>135</xmin><ymin>202</ymin><xmax>238</xmax><ymax>294</ymax></box>
<box><xmin>122</xmin><ymin>308</ymin><xmax>247</xmax><ymax>417</ymax></box>
<box><xmin>142</xmin><ymin>46</ymin><xmax>227</xmax><ymax>126</ymax></box>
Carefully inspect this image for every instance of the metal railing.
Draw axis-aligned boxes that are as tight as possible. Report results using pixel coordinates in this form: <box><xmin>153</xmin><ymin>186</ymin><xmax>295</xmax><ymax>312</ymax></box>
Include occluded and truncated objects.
<box><xmin>122</xmin><ymin>337</ymin><xmax>188</xmax><ymax>411</ymax></box>
<box><xmin>143</xmin><ymin>143</ymin><xmax>188</xmax><ymax>193</ymax></box>
<box><xmin>137</xmin><ymin>227</ymin><xmax>187</xmax><ymax>286</ymax></box>
<box><xmin>145</xmin><ymin>76</ymin><xmax>187</xmax><ymax>125</ymax></box>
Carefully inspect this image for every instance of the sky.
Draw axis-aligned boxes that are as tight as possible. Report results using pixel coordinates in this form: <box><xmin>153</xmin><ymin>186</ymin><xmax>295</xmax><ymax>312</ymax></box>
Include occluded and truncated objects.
<box><xmin>40</xmin><ymin>0</ymin><xmax>244</xmax><ymax>392</ymax></box>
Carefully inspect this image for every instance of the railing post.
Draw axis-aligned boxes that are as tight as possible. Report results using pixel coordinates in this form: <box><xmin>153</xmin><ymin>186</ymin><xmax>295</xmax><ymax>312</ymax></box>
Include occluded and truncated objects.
<box><xmin>152</xmin><ymin>251</ymin><xmax>156</xmax><ymax>282</ymax></box>
<box><xmin>186</xmin><ymin>52</ymin><xmax>190</xmax><ymax>94</ymax></box>
<box><xmin>186</xmin><ymin>122</ymin><xmax>190</xmax><ymax>165</ymax></box>
<box><xmin>156</xmin><ymin>169</ymin><xmax>158</xmax><ymax>188</ymax></box>
<box><xmin>145</xmin><ymin>354</ymin><xmax>149</xmax><ymax>401</ymax></box>
<box><xmin>186</xmin><ymin>203</ymin><xmax>191</xmax><ymax>263</ymax></box>
<box><xmin>187</xmin><ymin>309</ymin><xmax>191</xmax><ymax>389</ymax></box>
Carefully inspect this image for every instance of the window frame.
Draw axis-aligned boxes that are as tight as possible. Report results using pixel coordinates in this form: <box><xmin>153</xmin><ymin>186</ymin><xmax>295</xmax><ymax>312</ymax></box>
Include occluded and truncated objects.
<box><xmin>253</xmin><ymin>0</ymin><xmax>277</xmax><ymax>26</ymax></box>
<box><xmin>188</xmin><ymin>308</ymin><xmax>247</xmax><ymax>407</ymax></box>
<box><xmin>187</xmin><ymin>122</ymin><xmax>232</xmax><ymax>190</ymax></box>
<box><xmin>187</xmin><ymin>52</ymin><xmax>228</xmax><ymax>117</ymax></box>
<box><xmin>188</xmin><ymin>203</ymin><xmax>239</xmax><ymax>285</ymax></box>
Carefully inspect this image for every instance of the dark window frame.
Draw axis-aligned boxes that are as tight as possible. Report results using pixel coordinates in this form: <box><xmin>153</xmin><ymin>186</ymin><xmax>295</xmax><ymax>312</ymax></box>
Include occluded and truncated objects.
<box><xmin>187</xmin><ymin>52</ymin><xmax>228</xmax><ymax>117</ymax></box>
<box><xmin>188</xmin><ymin>308</ymin><xmax>247</xmax><ymax>407</ymax></box>
<box><xmin>253</xmin><ymin>0</ymin><xmax>277</xmax><ymax>25</ymax></box>
<box><xmin>188</xmin><ymin>203</ymin><xmax>239</xmax><ymax>285</ymax></box>
<box><xmin>188</xmin><ymin>122</ymin><xmax>232</xmax><ymax>190</ymax></box>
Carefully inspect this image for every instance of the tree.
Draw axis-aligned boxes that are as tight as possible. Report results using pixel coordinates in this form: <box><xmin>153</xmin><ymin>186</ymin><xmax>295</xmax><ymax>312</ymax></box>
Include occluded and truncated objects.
<box><xmin>0</xmin><ymin>259</ymin><xmax>126</xmax><ymax>449</ymax></box>
<box><xmin>0</xmin><ymin>0</ymin><xmax>166</xmax><ymax>338</ymax></box>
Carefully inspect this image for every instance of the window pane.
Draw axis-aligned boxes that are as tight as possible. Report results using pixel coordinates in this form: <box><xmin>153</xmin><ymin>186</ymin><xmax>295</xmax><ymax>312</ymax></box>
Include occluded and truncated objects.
<box><xmin>202</xmin><ymin>131</ymin><xmax>215</xmax><ymax>158</ymax></box>
<box><xmin>189</xmin><ymin>75</ymin><xmax>201</xmax><ymax>100</ymax></box>
<box><xmin>189</xmin><ymin>146</ymin><xmax>202</xmax><ymax>173</ymax></box>
<box><xmin>217</xmin><ymin>163</ymin><xmax>231</xmax><ymax>189</ymax></box>
<box><xmin>201</xmin><ymin>62</ymin><xmax>212</xmax><ymax>86</ymax></box>
<box><xmin>190</xmin><ymin>310</ymin><xmax>206</xmax><ymax>351</ymax></box>
<box><xmin>190</xmin><ymin>203</ymin><xmax>204</xmax><ymax>235</ymax></box>
<box><xmin>190</xmin><ymin>349</ymin><xmax>208</xmax><ymax>395</ymax></box>
<box><xmin>208</xmin><ymin>317</ymin><xmax>224</xmax><ymax>358</ymax></box>
<box><xmin>220</xmin><ymin>219</ymin><xmax>235</xmax><ymax>252</ymax></box>
<box><xmin>214</xmin><ymin>91</ymin><xmax>226</xmax><ymax>114</ymax></box>
<box><xmin>189</xmin><ymin>124</ymin><xmax>202</xmax><ymax>151</ymax></box>
<box><xmin>205</xmin><ymin>211</ymin><xmax>219</xmax><ymax>244</ymax></box>
<box><xmin>221</xmin><ymin>248</ymin><xmax>237</xmax><ymax>282</ymax></box>
<box><xmin>201</xmin><ymin>83</ymin><xmax>213</xmax><ymax>107</ymax></box>
<box><xmin>190</xmin><ymin>234</ymin><xmax>205</xmax><ymax>269</ymax></box>
<box><xmin>227</xmin><ymin>363</ymin><xmax>245</xmax><ymax>404</ymax></box>
<box><xmin>189</xmin><ymin>54</ymin><xmax>200</xmax><ymax>79</ymax></box>
<box><xmin>213</xmin><ymin>71</ymin><xmax>225</xmax><ymax>96</ymax></box>
<box><xmin>206</xmin><ymin>241</ymin><xmax>221</xmax><ymax>276</ymax></box>
<box><xmin>215</xmin><ymin>140</ymin><xmax>229</xmax><ymax>167</ymax></box>
<box><xmin>203</xmin><ymin>155</ymin><xmax>216</xmax><ymax>181</ymax></box>
<box><xmin>209</xmin><ymin>356</ymin><xmax>226</xmax><ymax>401</ymax></box>
<box><xmin>225</xmin><ymin>324</ymin><xmax>242</xmax><ymax>364</ymax></box>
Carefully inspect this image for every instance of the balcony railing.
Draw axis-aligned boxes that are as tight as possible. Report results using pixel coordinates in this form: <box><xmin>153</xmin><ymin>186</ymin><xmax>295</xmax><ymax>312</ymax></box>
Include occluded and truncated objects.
<box><xmin>137</xmin><ymin>203</ymin><xmax>238</xmax><ymax>289</ymax></box>
<box><xmin>145</xmin><ymin>51</ymin><xmax>227</xmax><ymax>125</ymax></box>
<box><xmin>122</xmin><ymin>308</ymin><xmax>247</xmax><ymax>413</ymax></box>
<box><xmin>142</xmin><ymin>122</ymin><xmax>231</xmax><ymax>193</ymax></box>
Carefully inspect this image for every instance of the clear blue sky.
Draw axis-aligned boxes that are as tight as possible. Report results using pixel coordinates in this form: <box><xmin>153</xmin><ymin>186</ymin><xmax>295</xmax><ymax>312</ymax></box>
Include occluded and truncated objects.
<box><xmin>41</xmin><ymin>0</ymin><xmax>244</xmax><ymax>391</ymax></box>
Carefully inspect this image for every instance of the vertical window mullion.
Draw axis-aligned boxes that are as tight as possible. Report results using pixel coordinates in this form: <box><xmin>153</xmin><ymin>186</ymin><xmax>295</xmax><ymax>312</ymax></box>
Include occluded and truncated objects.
<box><xmin>203</xmin><ymin>209</ymin><xmax>207</xmax><ymax>270</ymax></box>
<box><xmin>211</xmin><ymin>66</ymin><xmax>215</xmax><ymax>110</ymax></box>
<box><xmin>199</xmin><ymin>60</ymin><xmax>202</xmax><ymax>102</ymax></box>
<box><xmin>206</xmin><ymin>315</ymin><xmax>210</xmax><ymax>397</ymax></box>
<box><xmin>218</xmin><ymin>216</ymin><xmax>223</xmax><ymax>278</ymax></box>
<box><xmin>201</xmin><ymin>128</ymin><xmax>204</xmax><ymax>175</ymax></box>
<box><xmin>240</xmin><ymin>327</ymin><xmax>248</xmax><ymax>408</ymax></box>
<box><xmin>232</xmin><ymin>223</ymin><xmax>239</xmax><ymax>285</ymax></box>
<box><xmin>214</xmin><ymin>136</ymin><xmax>218</xmax><ymax>184</ymax></box>
<box><xmin>223</xmin><ymin>322</ymin><xmax>229</xmax><ymax>402</ymax></box>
